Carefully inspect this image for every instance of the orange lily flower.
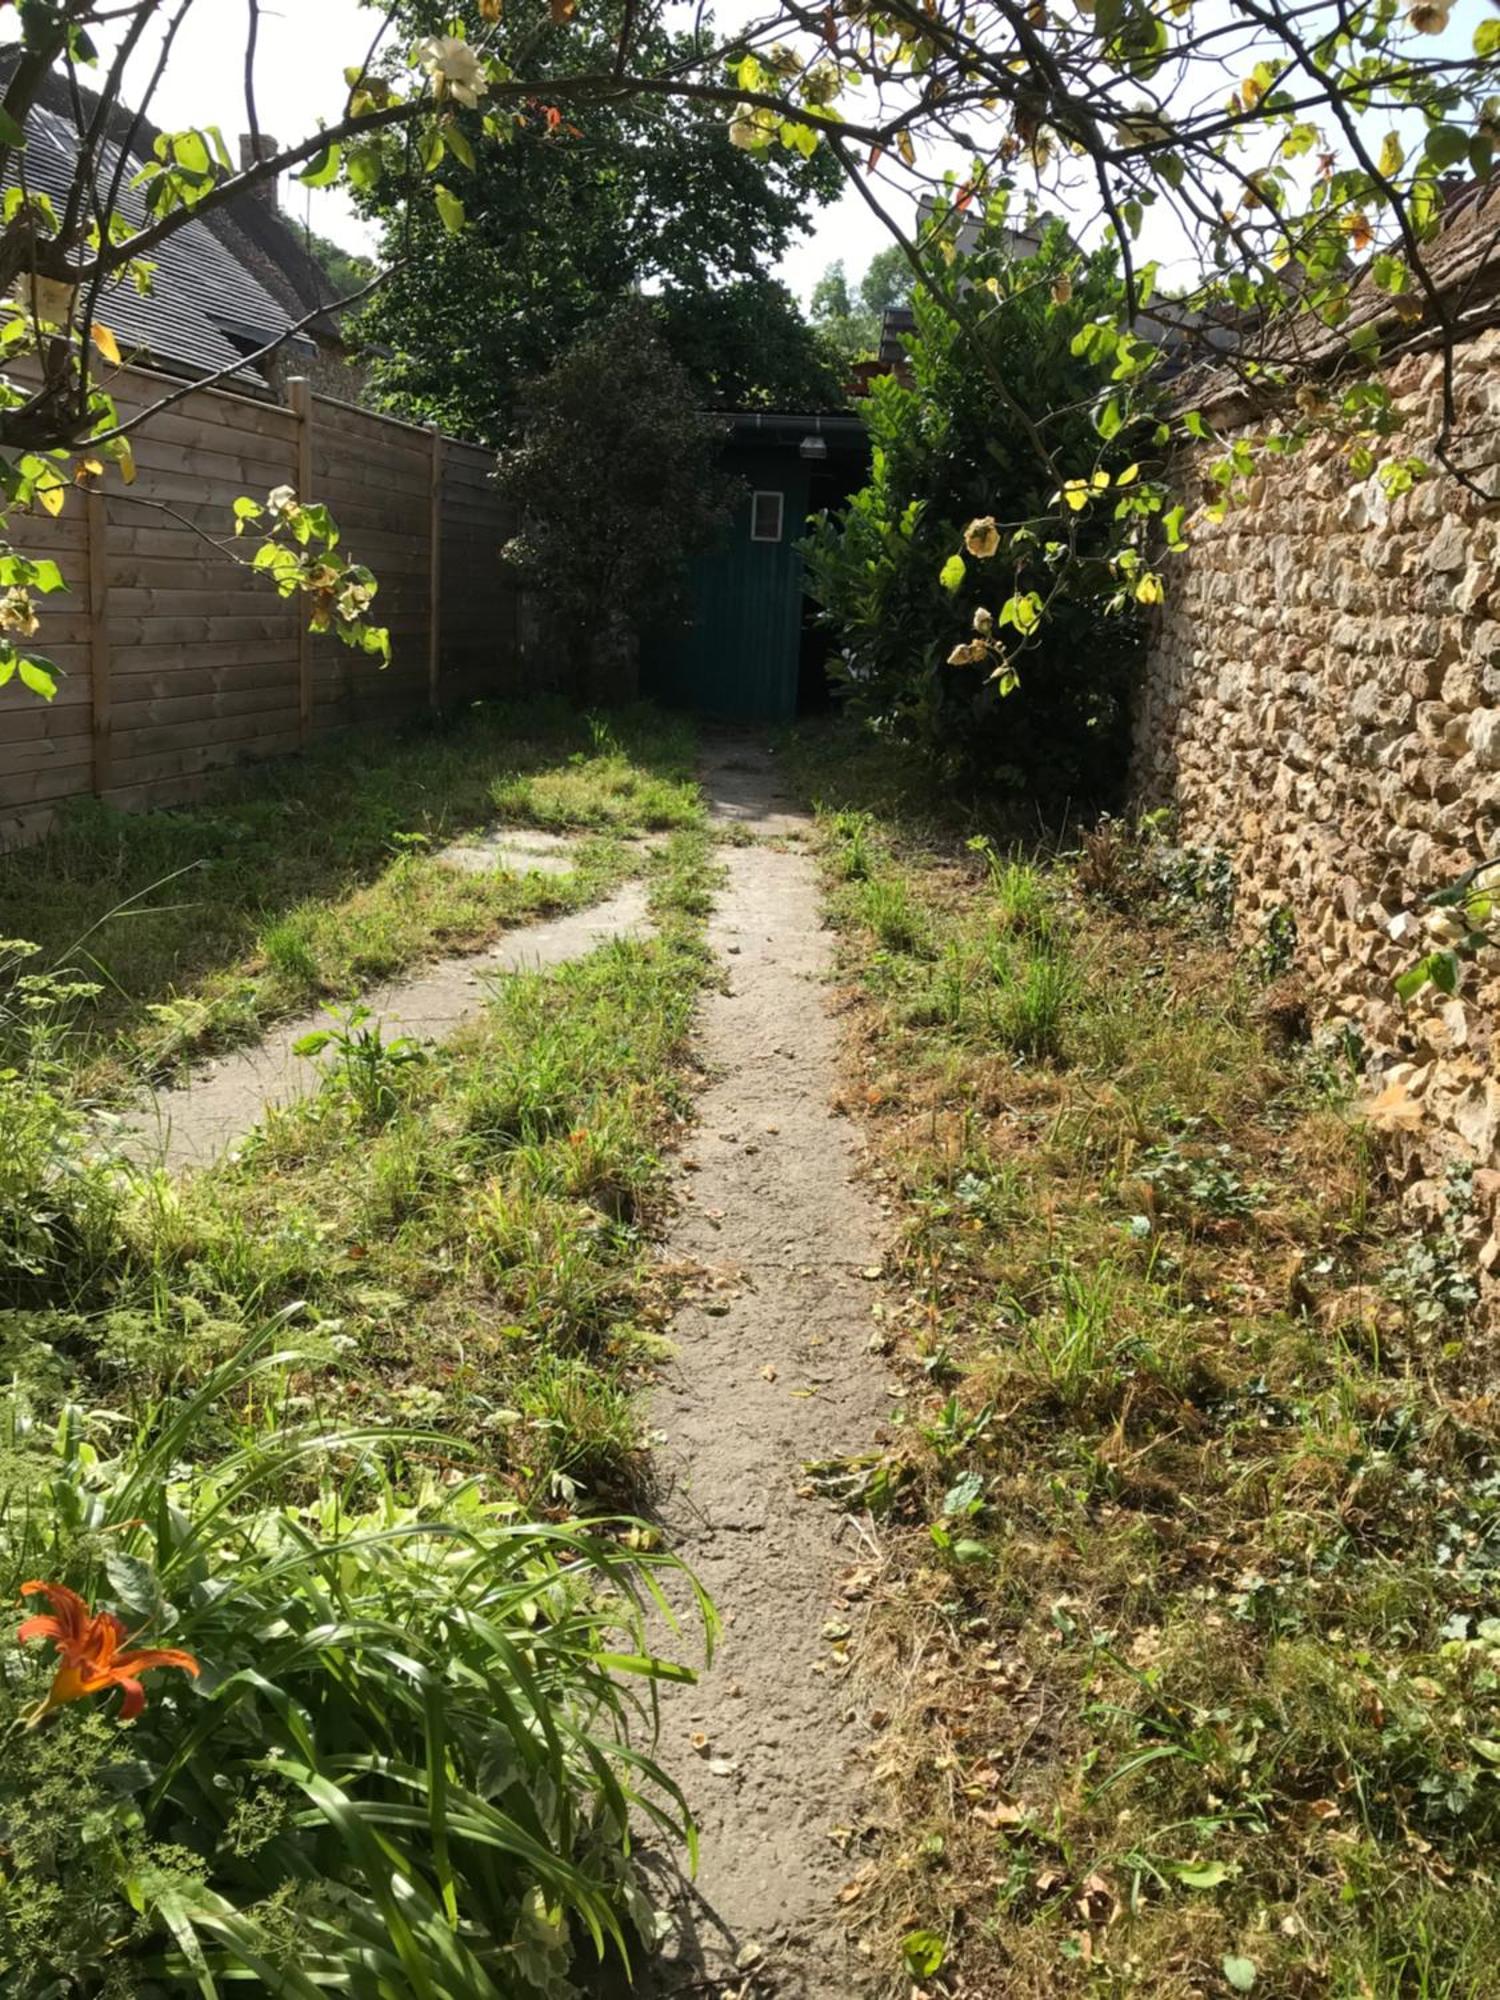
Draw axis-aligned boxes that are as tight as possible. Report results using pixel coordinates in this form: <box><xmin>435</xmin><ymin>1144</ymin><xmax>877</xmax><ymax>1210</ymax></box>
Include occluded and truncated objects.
<box><xmin>17</xmin><ymin>1580</ymin><xmax>200</xmax><ymax>1723</ymax></box>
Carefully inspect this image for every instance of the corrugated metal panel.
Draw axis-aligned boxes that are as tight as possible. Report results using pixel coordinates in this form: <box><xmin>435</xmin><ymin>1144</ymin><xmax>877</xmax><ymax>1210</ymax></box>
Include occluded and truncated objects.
<box><xmin>644</xmin><ymin>449</ymin><xmax>810</xmax><ymax>723</ymax></box>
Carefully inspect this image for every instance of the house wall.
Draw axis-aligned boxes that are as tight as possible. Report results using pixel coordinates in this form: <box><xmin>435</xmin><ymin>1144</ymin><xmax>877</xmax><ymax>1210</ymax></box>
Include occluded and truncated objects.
<box><xmin>0</xmin><ymin>364</ymin><xmax>518</xmax><ymax>845</ymax></box>
<box><xmin>1132</xmin><ymin>326</ymin><xmax>1500</xmax><ymax>1261</ymax></box>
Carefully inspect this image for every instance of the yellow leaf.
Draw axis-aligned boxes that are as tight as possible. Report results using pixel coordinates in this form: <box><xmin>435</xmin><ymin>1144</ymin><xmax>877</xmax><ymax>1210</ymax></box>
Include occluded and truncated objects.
<box><xmin>36</xmin><ymin>479</ymin><xmax>64</xmax><ymax>518</ymax></box>
<box><xmin>1116</xmin><ymin>462</ymin><xmax>1140</xmax><ymax>485</ymax></box>
<box><xmin>1091</xmin><ymin>469</ymin><xmax>1111</xmax><ymax>489</ymax></box>
<box><xmin>90</xmin><ymin>322</ymin><xmax>121</xmax><ymax>366</ymax></box>
<box><xmin>1135</xmin><ymin>573</ymin><xmax>1164</xmax><ymax>604</ymax></box>
<box><xmin>897</xmin><ymin>128</ymin><xmax>915</xmax><ymax>166</ymax></box>
<box><xmin>114</xmin><ymin>437</ymin><xmax>136</xmax><ymax>486</ymax></box>
<box><xmin>1378</xmin><ymin>130</ymin><xmax>1404</xmax><ymax>179</ymax></box>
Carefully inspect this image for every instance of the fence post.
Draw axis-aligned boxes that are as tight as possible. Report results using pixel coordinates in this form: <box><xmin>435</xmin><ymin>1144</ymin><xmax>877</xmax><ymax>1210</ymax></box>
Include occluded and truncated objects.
<box><xmin>86</xmin><ymin>483</ymin><xmax>110</xmax><ymax>797</ymax></box>
<box><xmin>288</xmin><ymin>376</ymin><xmax>314</xmax><ymax>744</ymax></box>
<box><xmin>428</xmin><ymin>425</ymin><xmax>444</xmax><ymax>713</ymax></box>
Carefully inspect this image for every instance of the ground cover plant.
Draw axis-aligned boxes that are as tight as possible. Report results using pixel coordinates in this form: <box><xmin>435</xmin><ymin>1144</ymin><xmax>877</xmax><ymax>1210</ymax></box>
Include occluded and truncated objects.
<box><xmin>0</xmin><ymin>702</ymin><xmax>698</xmax><ymax>1095</ymax></box>
<box><xmin>789</xmin><ymin>725</ymin><xmax>1500</xmax><ymax>1998</ymax></box>
<box><xmin>0</xmin><ymin>722</ymin><xmax>718</xmax><ymax>1995</ymax></box>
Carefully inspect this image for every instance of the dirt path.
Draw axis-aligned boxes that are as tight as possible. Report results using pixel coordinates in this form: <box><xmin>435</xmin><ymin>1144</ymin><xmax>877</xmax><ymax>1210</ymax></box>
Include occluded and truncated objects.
<box><xmin>117</xmin><ymin>882</ymin><xmax>651</xmax><ymax>1170</ymax></box>
<box><xmin>643</xmin><ymin>742</ymin><xmax>891</xmax><ymax>1999</ymax></box>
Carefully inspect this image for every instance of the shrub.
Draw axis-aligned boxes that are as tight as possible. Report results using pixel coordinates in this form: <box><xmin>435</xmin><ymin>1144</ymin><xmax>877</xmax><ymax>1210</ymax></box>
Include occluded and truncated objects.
<box><xmin>494</xmin><ymin>307</ymin><xmax>739</xmax><ymax>668</ymax></box>
<box><xmin>804</xmin><ymin>220</ymin><xmax>1142</xmax><ymax>801</ymax></box>
<box><xmin>0</xmin><ymin>1325</ymin><xmax>713</xmax><ymax>1996</ymax></box>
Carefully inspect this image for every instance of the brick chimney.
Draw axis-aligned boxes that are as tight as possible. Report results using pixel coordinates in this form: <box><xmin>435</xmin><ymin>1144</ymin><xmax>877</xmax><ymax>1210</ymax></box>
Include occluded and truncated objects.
<box><xmin>238</xmin><ymin>132</ymin><xmax>280</xmax><ymax>208</ymax></box>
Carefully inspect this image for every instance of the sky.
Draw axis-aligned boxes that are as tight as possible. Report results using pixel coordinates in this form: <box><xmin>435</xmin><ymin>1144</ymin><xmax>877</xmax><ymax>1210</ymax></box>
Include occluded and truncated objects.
<box><xmin>2</xmin><ymin>0</ymin><xmax>1489</xmax><ymax>305</ymax></box>
<box><xmin>0</xmin><ymin>0</ymin><xmax>894</xmax><ymax>300</ymax></box>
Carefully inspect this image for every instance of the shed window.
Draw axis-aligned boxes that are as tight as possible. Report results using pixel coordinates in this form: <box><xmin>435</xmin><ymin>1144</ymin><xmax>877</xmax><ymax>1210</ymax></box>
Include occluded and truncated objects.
<box><xmin>750</xmin><ymin>490</ymin><xmax>784</xmax><ymax>543</ymax></box>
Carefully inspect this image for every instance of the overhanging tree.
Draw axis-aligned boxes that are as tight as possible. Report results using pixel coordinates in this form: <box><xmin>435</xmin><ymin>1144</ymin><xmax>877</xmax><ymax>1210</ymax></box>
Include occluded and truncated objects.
<box><xmin>0</xmin><ymin>0</ymin><xmax>1492</xmax><ymax>701</ymax></box>
<box><xmin>356</xmin><ymin>0</ymin><xmax>843</xmax><ymax>437</ymax></box>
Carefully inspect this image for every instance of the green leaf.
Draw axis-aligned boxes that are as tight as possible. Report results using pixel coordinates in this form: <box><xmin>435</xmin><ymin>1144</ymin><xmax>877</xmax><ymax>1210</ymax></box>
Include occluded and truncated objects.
<box><xmin>942</xmin><ymin>1471</ymin><xmax>983</xmax><ymax>1517</ymax></box>
<box><xmin>172</xmin><ymin>129</ymin><xmax>211</xmax><ymax>177</ymax></box>
<box><xmin>939</xmin><ymin>553</ymin><xmax>966</xmax><ymax>592</ymax></box>
<box><xmin>1424</xmin><ymin>125</ymin><xmax>1470</xmax><ymax>172</ymax></box>
<box><xmin>300</xmin><ymin>144</ymin><xmax>342</xmax><ymax>189</ymax></box>
<box><xmin>434</xmin><ymin>184</ymin><xmax>466</xmax><ymax>235</ymax></box>
<box><xmin>1468</xmin><ymin>1736</ymin><xmax>1500</xmax><ymax>1764</ymax></box>
<box><xmin>1428</xmin><ymin>949</ymin><xmax>1459</xmax><ymax>995</ymax></box>
<box><xmin>1171</xmin><ymin>1860</ymin><xmax>1229</xmax><ymax>1889</ymax></box>
<box><xmin>902</xmin><ymin>1930</ymin><xmax>946</xmax><ymax>1977</ymax></box>
<box><xmin>1223</xmin><ymin>1957</ymin><xmax>1257</xmax><ymax>1992</ymax></box>
<box><xmin>17</xmin><ymin>656</ymin><xmax>56</xmax><ymax>699</ymax></box>
<box><xmin>105</xmin><ymin>1550</ymin><xmax>167</xmax><ymax>1622</ymax></box>
<box><xmin>1475</xmin><ymin>17</ymin><xmax>1500</xmax><ymax>55</ymax></box>
<box><xmin>0</xmin><ymin>107</ymin><xmax>25</xmax><ymax>150</ymax></box>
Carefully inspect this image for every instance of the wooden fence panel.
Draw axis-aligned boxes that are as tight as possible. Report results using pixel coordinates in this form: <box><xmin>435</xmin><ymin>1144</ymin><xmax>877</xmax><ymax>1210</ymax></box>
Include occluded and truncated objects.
<box><xmin>0</xmin><ymin>364</ymin><xmax>519</xmax><ymax>846</ymax></box>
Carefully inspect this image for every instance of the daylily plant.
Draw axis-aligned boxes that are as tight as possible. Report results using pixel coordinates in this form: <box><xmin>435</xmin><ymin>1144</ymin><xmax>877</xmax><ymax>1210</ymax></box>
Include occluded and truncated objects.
<box><xmin>17</xmin><ymin>1581</ymin><xmax>199</xmax><ymax>1724</ymax></box>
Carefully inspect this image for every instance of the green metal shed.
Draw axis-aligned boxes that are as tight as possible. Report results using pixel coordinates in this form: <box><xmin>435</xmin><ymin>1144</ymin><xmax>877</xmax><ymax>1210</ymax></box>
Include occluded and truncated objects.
<box><xmin>641</xmin><ymin>412</ymin><xmax>867</xmax><ymax>723</ymax></box>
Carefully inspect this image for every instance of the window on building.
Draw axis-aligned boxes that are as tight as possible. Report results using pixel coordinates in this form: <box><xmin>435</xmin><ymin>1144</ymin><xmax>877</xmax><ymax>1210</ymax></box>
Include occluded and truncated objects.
<box><xmin>750</xmin><ymin>490</ymin><xmax>784</xmax><ymax>543</ymax></box>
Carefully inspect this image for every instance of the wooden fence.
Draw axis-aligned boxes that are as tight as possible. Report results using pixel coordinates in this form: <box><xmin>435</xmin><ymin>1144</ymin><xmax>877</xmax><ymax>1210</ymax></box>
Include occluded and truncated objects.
<box><xmin>0</xmin><ymin>363</ymin><xmax>517</xmax><ymax>845</ymax></box>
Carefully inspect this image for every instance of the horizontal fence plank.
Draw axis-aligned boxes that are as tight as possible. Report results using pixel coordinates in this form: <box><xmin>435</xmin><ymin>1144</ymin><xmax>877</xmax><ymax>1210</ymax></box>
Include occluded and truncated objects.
<box><xmin>2</xmin><ymin>362</ymin><xmax>515</xmax><ymax>843</ymax></box>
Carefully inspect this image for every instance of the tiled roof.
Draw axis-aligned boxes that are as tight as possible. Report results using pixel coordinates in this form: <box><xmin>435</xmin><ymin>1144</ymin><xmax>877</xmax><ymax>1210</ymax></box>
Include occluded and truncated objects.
<box><xmin>1177</xmin><ymin>179</ymin><xmax>1500</xmax><ymax>415</ymax></box>
<box><xmin>2</xmin><ymin>55</ymin><xmax>315</xmax><ymax>388</ymax></box>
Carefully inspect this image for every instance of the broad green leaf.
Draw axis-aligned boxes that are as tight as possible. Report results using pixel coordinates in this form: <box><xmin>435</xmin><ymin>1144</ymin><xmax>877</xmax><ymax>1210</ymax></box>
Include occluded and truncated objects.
<box><xmin>1171</xmin><ymin>1860</ymin><xmax>1229</xmax><ymax>1888</ymax></box>
<box><xmin>300</xmin><ymin>144</ymin><xmax>342</xmax><ymax>189</ymax></box>
<box><xmin>1223</xmin><ymin>1957</ymin><xmax>1257</xmax><ymax>1992</ymax></box>
<box><xmin>434</xmin><ymin>184</ymin><xmax>465</xmax><ymax>234</ymax></box>
<box><xmin>18</xmin><ymin>656</ymin><xmax>57</xmax><ymax>698</ymax></box>
<box><xmin>902</xmin><ymin>1930</ymin><xmax>946</xmax><ymax>1976</ymax></box>
<box><xmin>1424</xmin><ymin>125</ymin><xmax>1469</xmax><ymax>172</ymax></box>
<box><xmin>939</xmin><ymin>553</ymin><xmax>965</xmax><ymax>592</ymax></box>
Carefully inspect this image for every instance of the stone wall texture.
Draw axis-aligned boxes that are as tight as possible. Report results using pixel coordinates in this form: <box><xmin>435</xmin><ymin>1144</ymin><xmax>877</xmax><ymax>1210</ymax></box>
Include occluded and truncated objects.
<box><xmin>1133</xmin><ymin>327</ymin><xmax>1500</xmax><ymax>1260</ymax></box>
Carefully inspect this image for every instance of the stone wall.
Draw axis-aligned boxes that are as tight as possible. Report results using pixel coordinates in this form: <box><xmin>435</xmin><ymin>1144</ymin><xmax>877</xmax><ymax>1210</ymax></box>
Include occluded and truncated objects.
<box><xmin>1133</xmin><ymin>327</ymin><xmax>1500</xmax><ymax>1257</ymax></box>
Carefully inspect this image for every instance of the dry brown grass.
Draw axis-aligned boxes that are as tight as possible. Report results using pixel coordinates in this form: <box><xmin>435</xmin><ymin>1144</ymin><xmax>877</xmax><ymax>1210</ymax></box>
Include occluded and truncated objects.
<box><xmin>791</xmin><ymin>737</ymin><xmax>1500</xmax><ymax>2000</ymax></box>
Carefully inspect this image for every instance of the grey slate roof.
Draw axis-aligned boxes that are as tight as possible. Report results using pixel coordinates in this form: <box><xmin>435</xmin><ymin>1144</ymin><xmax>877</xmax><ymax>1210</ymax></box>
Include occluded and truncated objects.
<box><xmin>4</xmin><ymin>65</ymin><xmax>314</xmax><ymax>389</ymax></box>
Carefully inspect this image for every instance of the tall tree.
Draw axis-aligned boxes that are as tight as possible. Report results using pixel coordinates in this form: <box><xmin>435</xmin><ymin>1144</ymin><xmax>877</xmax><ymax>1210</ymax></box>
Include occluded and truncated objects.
<box><xmin>810</xmin><ymin>244</ymin><xmax>917</xmax><ymax>373</ymax></box>
<box><xmin>356</xmin><ymin>0</ymin><xmax>842</xmax><ymax>437</ymax></box>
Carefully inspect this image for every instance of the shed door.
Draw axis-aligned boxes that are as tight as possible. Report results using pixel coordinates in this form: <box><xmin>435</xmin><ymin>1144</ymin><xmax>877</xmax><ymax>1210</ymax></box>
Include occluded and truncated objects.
<box><xmin>643</xmin><ymin>455</ymin><xmax>809</xmax><ymax>723</ymax></box>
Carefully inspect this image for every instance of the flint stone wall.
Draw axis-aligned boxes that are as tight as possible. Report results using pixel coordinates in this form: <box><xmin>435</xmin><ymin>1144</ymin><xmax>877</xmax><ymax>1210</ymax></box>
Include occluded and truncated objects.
<box><xmin>1133</xmin><ymin>327</ymin><xmax>1500</xmax><ymax>1257</ymax></box>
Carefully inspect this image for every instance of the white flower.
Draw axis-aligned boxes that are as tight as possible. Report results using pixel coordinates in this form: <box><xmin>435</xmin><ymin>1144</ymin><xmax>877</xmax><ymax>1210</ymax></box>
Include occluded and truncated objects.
<box><xmin>728</xmin><ymin>103</ymin><xmax>769</xmax><ymax>151</ymax></box>
<box><xmin>267</xmin><ymin>484</ymin><xmax>297</xmax><ymax>514</ymax></box>
<box><xmin>415</xmin><ymin>34</ymin><xmax>486</xmax><ymax>109</ymax></box>
<box><xmin>0</xmin><ymin>587</ymin><xmax>38</xmax><ymax>638</ymax></box>
<box><xmin>1422</xmin><ymin>907</ymin><xmax>1466</xmax><ymax>946</ymax></box>
<box><xmin>14</xmin><ymin>273</ymin><xmax>76</xmax><ymax>329</ymax></box>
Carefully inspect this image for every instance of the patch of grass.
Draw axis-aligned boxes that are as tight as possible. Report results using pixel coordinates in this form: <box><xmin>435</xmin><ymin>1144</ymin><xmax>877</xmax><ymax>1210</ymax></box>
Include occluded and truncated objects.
<box><xmin>0</xmin><ymin>778</ymin><xmax>720</xmax><ymax>1990</ymax></box>
<box><xmin>797</xmin><ymin>723</ymin><xmax>1498</xmax><ymax>1999</ymax></box>
<box><xmin>0</xmin><ymin>701</ymin><xmax>699</xmax><ymax>1093</ymax></box>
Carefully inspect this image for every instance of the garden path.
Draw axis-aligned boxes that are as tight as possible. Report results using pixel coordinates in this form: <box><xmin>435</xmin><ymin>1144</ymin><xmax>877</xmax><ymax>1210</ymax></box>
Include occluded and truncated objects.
<box><xmin>641</xmin><ymin>741</ymin><xmax>891</xmax><ymax>1999</ymax></box>
<box><xmin>115</xmin><ymin>874</ymin><xmax>651</xmax><ymax>1171</ymax></box>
